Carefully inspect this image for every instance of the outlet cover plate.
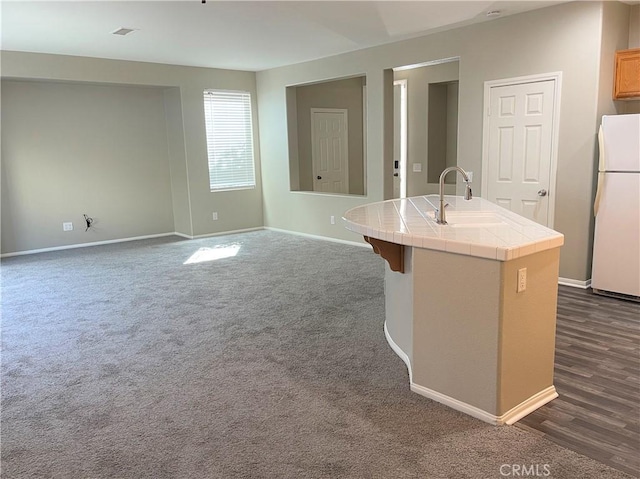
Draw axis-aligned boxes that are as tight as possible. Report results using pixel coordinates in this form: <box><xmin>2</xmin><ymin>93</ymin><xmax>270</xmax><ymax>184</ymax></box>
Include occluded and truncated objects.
<box><xmin>517</xmin><ymin>268</ymin><xmax>527</xmax><ymax>293</ymax></box>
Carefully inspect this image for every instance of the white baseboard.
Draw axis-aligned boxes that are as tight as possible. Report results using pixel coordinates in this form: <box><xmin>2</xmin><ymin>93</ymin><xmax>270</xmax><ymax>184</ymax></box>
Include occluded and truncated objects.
<box><xmin>409</xmin><ymin>382</ymin><xmax>501</xmax><ymax>424</ymax></box>
<box><xmin>1</xmin><ymin>226</ymin><xmax>359</xmax><ymax>258</ymax></box>
<box><xmin>497</xmin><ymin>386</ymin><xmax>558</xmax><ymax>425</ymax></box>
<box><xmin>264</xmin><ymin>227</ymin><xmax>369</xmax><ymax>248</ymax></box>
<box><xmin>1</xmin><ymin>233</ymin><xmax>177</xmax><ymax>258</ymax></box>
<box><xmin>409</xmin><ymin>382</ymin><xmax>557</xmax><ymax>426</ymax></box>
<box><xmin>383</xmin><ymin>321</ymin><xmax>413</xmax><ymax>383</ymax></box>
<box><xmin>0</xmin><ymin>228</ymin><xmax>269</xmax><ymax>258</ymax></box>
<box><xmin>386</xmin><ymin>321</ymin><xmax>558</xmax><ymax>426</ymax></box>
<box><xmin>558</xmin><ymin>277</ymin><xmax>591</xmax><ymax>289</ymax></box>
<box><xmin>185</xmin><ymin>227</ymin><xmax>263</xmax><ymax>240</ymax></box>
<box><xmin>173</xmin><ymin>232</ymin><xmax>193</xmax><ymax>239</ymax></box>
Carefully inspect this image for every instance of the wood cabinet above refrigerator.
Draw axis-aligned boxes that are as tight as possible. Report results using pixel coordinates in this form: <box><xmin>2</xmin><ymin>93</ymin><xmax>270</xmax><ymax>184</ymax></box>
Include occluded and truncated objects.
<box><xmin>614</xmin><ymin>48</ymin><xmax>640</xmax><ymax>100</ymax></box>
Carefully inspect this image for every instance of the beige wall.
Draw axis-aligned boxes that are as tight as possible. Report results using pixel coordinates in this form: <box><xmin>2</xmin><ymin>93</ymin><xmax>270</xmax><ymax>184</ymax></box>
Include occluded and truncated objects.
<box><xmin>1</xmin><ymin>51</ymin><xmax>262</xmax><ymax>253</ymax></box>
<box><xmin>257</xmin><ymin>1</ymin><xmax>619</xmax><ymax>282</ymax></box>
<box><xmin>426</xmin><ymin>81</ymin><xmax>459</xmax><ymax>187</ymax></box>
<box><xmin>427</xmin><ymin>83</ymin><xmax>449</xmax><ymax>185</ymax></box>
<box><xmin>384</xmin><ymin>249</ymin><xmax>414</xmax><ymax>363</ymax></box>
<box><xmin>163</xmin><ymin>87</ymin><xmax>192</xmax><ymax>236</ymax></box>
<box><xmin>630</xmin><ymin>4</ymin><xmax>640</xmax><ymax>48</ymax></box>
<box><xmin>408</xmin><ymin>246</ymin><xmax>559</xmax><ymax>416</ymax></box>
<box><xmin>412</xmin><ymin>248</ymin><xmax>501</xmax><ymax>414</ymax></box>
<box><xmin>498</xmin><ymin>248</ymin><xmax>560</xmax><ymax>414</ymax></box>
<box><xmin>1</xmin><ymin>80</ymin><xmax>174</xmax><ymax>253</ymax></box>
<box><xmin>291</xmin><ymin>77</ymin><xmax>365</xmax><ymax>195</ymax></box>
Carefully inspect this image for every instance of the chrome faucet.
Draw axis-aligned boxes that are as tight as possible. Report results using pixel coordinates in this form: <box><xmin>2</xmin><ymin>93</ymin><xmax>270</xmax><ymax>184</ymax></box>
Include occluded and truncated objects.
<box><xmin>435</xmin><ymin>166</ymin><xmax>473</xmax><ymax>224</ymax></box>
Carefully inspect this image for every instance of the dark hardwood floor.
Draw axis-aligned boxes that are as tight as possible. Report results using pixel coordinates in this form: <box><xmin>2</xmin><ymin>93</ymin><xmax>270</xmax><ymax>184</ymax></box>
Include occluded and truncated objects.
<box><xmin>516</xmin><ymin>286</ymin><xmax>640</xmax><ymax>477</ymax></box>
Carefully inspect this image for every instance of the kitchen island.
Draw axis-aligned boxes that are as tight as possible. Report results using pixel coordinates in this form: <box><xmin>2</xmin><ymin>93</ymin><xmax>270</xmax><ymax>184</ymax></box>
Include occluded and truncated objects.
<box><xmin>343</xmin><ymin>195</ymin><xmax>564</xmax><ymax>425</ymax></box>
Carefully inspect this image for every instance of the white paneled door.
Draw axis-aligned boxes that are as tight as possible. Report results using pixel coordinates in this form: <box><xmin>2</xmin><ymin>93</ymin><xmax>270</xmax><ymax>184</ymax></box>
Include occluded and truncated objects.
<box><xmin>311</xmin><ymin>108</ymin><xmax>348</xmax><ymax>194</ymax></box>
<box><xmin>484</xmin><ymin>78</ymin><xmax>557</xmax><ymax>226</ymax></box>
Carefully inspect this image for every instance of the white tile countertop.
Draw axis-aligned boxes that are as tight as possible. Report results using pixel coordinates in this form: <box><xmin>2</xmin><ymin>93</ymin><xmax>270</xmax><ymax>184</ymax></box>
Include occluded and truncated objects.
<box><xmin>343</xmin><ymin>195</ymin><xmax>564</xmax><ymax>261</ymax></box>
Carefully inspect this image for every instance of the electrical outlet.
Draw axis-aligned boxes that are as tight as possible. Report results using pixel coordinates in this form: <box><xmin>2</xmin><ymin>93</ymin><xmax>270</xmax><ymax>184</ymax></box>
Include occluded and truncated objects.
<box><xmin>63</xmin><ymin>222</ymin><xmax>73</xmax><ymax>231</ymax></box>
<box><xmin>517</xmin><ymin>268</ymin><xmax>527</xmax><ymax>293</ymax></box>
<box><xmin>467</xmin><ymin>171</ymin><xmax>473</xmax><ymax>182</ymax></box>
<box><xmin>212</xmin><ymin>212</ymin><xmax>218</xmax><ymax>221</ymax></box>
<box><xmin>412</xmin><ymin>163</ymin><xmax>422</xmax><ymax>173</ymax></box>
<box><xmin>330</xmin><ymin>215</ymin><xmax>335</xmax><ymax>225</ymax></box>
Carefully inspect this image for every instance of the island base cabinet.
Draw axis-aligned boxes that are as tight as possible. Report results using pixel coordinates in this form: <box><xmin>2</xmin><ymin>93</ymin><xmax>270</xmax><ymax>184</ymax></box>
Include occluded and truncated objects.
<box><xmin>384</xmin><ymin>246</ymin><xmax>561</xmax><ymax>425</ymax></box>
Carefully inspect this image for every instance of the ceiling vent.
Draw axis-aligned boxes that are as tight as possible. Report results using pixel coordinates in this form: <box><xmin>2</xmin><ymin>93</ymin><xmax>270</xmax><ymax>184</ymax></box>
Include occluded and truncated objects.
<box><xmin>111</xmin><ymin>27</ymin><xmax>137</xmax><ymax>36</ymax></box>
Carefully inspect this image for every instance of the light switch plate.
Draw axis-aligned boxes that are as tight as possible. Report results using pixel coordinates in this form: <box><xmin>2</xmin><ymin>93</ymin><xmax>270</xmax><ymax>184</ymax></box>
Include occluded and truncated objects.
<box><xmin>63</xmin><ymin>222</ymin><xmax>73</xmax><ymax>231</ymax></box>
<box><xmin>412</xmin><ymin>163</ymin><xmax>422</xmax><ymax>172</ymax></box>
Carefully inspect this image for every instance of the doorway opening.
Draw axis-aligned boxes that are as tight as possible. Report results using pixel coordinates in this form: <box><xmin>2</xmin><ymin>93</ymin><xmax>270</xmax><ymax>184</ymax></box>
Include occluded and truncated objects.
<box><xmin>384</xmin><ymin>57</ymin><xmax>460</xmax><ymax>199</ymax></box>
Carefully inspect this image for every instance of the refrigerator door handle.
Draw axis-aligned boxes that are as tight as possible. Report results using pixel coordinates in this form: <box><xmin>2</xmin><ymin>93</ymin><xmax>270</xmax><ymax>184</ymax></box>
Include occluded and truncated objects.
<box><xmin>594</xmin><ymin>126</ymin><xmax>605</xmax><ymax>217</ymax></box>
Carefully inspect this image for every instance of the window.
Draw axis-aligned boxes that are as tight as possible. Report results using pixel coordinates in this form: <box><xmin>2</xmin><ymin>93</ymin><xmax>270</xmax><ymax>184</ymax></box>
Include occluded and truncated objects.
<box><xmin>203</xmin><ymin>90</ymin><xmax>256</xmax><ymax>191</ymax></box>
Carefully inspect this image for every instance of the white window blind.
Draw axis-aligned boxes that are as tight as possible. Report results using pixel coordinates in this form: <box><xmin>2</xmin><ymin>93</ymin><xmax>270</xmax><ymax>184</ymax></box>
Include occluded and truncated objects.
<box><xmin>203</xmin><ymin>90</ymin><xmax>256</xmax><ymax>191</ymax></box>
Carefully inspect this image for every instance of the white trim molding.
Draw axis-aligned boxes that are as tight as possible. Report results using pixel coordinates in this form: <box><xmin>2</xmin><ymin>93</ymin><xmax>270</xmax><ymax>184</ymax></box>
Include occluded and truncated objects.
<box><xmin>0</xmin><ymin>233</ymin><xmax>177</xmax><ymax>258</ymax></box>
<box><xmin>385</xmin><ymin>322</ymin><xmax>558</xmax><ymax>426</ymax></box>
<box><xmin>264</xmin><ymin>227</ymin><xmax>369</xmax><ymax>248</ymax></box>
<box><xmin>410</xmin><ymin>382</ymin><xmax>501</xmax><ymax>424</ymax></box>
<box><xmin>173</xmin><ymin>232</ymin><xmax>193</xmax><ymax>240</ymax></box>
<box><xmin>189</xmin><ymin>227</ymin><xmax>263</xmax><ymax>240</ymax></box>
<box><xmin>497</xmin><ymin>386</ymin><xmax>558</xmax><ymax>425</ymax></box>
<box><xmin>384</xmin><ymin>321</ymin><xmax>412</xmax><ymax>383</ymax></box>
<box><xmin>410</xmin><ymin>383</ymin><xmax>557</xmax><ymax>426</ymax></box>
<box><xmin>0</xmin><ymin>228</ymin><xmax>267</xmax><ymax>258</ymax></box>
<box><xmin>393</xmin><ymin>56</ymin><xmax>460</xmax><ymax>72</ymax></box>
<box><xmin>558</xmin><ymin>277</ymin><xmax>591</xmax><ymax>289</ymax></box>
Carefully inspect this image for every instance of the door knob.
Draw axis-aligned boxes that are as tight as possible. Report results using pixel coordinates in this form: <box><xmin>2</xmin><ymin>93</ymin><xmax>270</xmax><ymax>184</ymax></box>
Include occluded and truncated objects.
<box><xmin>537</xmin><ymin>189</ymin><xmax>547</xmax><ymax>197</ymax></box>
<box><xmin>317</xmin><ymin>176</ymin><xmax>322</xmax><ymax>180</ymax></box>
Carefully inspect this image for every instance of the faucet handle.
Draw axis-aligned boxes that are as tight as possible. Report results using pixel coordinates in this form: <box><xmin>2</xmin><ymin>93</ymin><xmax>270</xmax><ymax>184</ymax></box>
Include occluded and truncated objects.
<box><xmin>464</xmin><ymin>183</ymin><xmax>473</xmax><ymax>201</ymax></box>
<box><xmin>432</xmin><ymin>202</ymin><xmax>449</xmax><ymax>220</ymax></box>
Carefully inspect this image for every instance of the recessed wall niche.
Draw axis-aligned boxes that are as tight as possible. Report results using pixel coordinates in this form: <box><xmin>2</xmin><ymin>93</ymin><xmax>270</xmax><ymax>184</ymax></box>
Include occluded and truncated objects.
<box><xmin>427</xmin><ymin>80</ymin><xmax>459</xmax><ymax>184</ymax></box>
<box><xmin>286</xmin><ymin>75</ymin><xmax>366</xmax><ymax>196</ymax></box>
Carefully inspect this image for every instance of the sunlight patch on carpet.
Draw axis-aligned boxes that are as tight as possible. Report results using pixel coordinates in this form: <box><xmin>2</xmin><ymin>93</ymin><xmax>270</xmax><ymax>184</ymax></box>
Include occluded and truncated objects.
<box><xmin>183</xmin><ymin>244</ymin><xmax>241</xmax><ymax>264</ymax></box>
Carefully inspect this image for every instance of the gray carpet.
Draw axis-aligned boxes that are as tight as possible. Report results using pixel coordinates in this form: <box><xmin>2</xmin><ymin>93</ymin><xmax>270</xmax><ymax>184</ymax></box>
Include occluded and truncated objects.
<box><xmin>0</xmin><ymin>230</ymin><xmax>633</xmax><ymax>478</ymax></box>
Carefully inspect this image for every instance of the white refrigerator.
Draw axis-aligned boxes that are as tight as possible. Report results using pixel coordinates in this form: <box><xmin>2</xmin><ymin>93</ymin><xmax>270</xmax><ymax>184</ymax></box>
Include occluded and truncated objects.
<box><xmin>592</xmin><ymin>113</ymin><xmax>640</xmax><ymax>299</ymax></box>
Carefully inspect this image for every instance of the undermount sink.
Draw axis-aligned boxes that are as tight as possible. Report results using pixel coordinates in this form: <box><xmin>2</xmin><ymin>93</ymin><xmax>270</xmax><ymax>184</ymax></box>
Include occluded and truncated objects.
<box><xmin>443</xmin><ymin>212</ymin><xmax>506</xmax><ymax>228</ymax></box>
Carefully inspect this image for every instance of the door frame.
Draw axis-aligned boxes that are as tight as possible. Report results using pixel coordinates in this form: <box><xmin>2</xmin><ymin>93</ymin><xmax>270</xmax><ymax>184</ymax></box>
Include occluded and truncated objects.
<box><xmin>481</xmin><ymin>71</ymin><xmax>562</xmax><ymax>228</ymax></box>
<box><xmin>362</xmin><ymin>83</ymin><xmax>368</xmax><ymax>195</ymax></box>
<box><xmin>310</xmin><ymin>107</ymin><xmax>349</xmax><ymax>193</ymax></box>
<box><xmin>393</xmin><ymin>79</ymin><xmax>408</xmax><ymax>198</ymax></box>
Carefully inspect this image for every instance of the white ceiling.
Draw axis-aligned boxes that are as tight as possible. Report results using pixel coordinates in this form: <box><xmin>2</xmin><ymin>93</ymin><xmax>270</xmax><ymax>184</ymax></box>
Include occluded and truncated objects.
<box><xmin>1</xmin><ymin>1</ymin><xmax>567</xmax><ymax>72</ymax></box>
